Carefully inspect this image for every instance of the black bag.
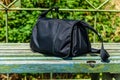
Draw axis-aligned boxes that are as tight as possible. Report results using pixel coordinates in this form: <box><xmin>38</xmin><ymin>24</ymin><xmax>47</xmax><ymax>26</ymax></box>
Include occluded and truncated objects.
<box><xmin>30</xmin><ymin>7</ymin><xmax>110</xmax><ymax>62</ymax></box>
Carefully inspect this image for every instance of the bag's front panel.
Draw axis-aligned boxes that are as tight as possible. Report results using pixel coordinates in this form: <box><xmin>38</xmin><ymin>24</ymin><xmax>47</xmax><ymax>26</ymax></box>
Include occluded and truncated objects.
<box><xmin>37</xmin><ymin>19</ymin><xmax>59</xmax><ymax>54</ymax></box>
<box><xmin>53</xmin><ymin>21</ymin><xmax>72</xmax><ymax>57</ymax></box>
<box><xmin>78</xmin><ymin>26</ymin><xmax>91</xmax><ymax>54</ymax></box>
<box><xmin>72</xmin><ymin>24</ymin><xmax>91</xmax><ymax>56</ymax></box>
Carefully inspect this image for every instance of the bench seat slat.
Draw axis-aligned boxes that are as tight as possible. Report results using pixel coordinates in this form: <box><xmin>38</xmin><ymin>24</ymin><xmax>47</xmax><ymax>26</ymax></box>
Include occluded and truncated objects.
<box><xmin>1</xmin><ymin>43</ymin><xmax>120</xmax><ymax>49</ymax></box>
<box><xmin>0</xmin><ymin>56</ymin><xmax>119</xmax><ymax>60</ymax></box>
<box><xmin>0</xmin><ymin>53</ymin><xmax>119</xmax><ymax>56</ymax></box>
<box><xmin>0</xmin><ymin>43</ymin><xmax>120</xmax><ymax>73</ymax></box>
<box><xmin>0</xmin><ymin>60</ymin><xmax>120</xmax><ymax>73</ymax></box>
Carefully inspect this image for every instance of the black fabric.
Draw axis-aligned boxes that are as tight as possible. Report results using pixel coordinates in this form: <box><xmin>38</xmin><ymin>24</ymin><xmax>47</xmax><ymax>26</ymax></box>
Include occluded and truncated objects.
<box><xmin>30</xmin><ymin>7</ymin><xmax>110</xmax><ymax>62</ymax></box>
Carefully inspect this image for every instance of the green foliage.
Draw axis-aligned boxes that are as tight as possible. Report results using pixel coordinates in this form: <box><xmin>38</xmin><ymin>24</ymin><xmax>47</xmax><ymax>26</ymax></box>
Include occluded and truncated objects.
<box><xmin>7</xmin><ymin>10</ymin><xmax>40</xmax><ymax>42</ymax></box>
<box><xmin>0</xmin><ymin>12</ymin><xmax>5</xmax><ymax>42</ymax></box>
<box><xmin>0</xmin><ymin>0</ymin><xmax>120</xmax><ymax>42</ymax></box>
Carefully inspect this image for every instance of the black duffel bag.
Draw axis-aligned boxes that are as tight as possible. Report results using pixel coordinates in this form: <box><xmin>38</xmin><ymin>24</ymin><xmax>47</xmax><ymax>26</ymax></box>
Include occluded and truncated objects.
<box><xmin>30</xmin><ymin>7</ymin><xmax>110</xmax><ymax>62</ymax></box>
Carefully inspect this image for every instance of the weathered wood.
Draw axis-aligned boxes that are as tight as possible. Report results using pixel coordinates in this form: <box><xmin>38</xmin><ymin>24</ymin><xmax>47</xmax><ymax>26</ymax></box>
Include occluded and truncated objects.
<box><xmin>0</xmin><ymin>43</ymin><xmax>120</xmax><ymax>75</ymax></box>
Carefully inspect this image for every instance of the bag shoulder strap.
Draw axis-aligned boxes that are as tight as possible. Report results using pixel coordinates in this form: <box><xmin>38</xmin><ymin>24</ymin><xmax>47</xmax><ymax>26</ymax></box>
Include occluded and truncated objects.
<box><xmin>80</xmin><ymin>21</ymin><xmax>110</xmax><ymax>62</ymax></box>
<box><xmin>39</xmin><ymin>7</ymin><xmax>59</xmax><ymax>18</ymax></box>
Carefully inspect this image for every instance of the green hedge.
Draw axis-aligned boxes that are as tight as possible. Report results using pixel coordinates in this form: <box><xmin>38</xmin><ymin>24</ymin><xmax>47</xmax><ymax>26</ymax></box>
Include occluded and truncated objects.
<box><xmin>0</xmin><ymin>0</ymin><xmax>120</xmax><ymax>42</ymax></box>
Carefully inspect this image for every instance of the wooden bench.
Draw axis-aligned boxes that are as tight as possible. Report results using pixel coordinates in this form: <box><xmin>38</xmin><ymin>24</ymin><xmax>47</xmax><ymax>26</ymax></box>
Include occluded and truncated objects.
<box><xmin>0</xmin><ymin>43</ymin><xmax>120</xmax><ymax>80</ymax></box>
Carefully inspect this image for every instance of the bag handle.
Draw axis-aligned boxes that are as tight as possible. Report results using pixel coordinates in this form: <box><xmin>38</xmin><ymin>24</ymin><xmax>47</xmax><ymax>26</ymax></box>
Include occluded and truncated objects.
<box><xmin>80</xmin><ymin>21</ymin><xmax>110</xmax><ymax>62</ymax></box>
<box><xmin>40</xmin><ymin>7</ymin><xmax>59</xmax><ymax>18</ymax></box>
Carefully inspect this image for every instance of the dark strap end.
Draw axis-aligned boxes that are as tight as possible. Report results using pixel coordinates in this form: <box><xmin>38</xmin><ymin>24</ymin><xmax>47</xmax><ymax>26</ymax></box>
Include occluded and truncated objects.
<box><xmin>100</xmin><ymin>49</ymin><xmax>110</xmax><ymax>63</ymax></box>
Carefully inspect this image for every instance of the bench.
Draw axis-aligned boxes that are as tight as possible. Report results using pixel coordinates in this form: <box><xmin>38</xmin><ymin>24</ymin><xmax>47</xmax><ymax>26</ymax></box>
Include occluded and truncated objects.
<box><xmin>0</xmin><ymin>43</ymin><xmax>120</xmax><ymax>80</ymax></box>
